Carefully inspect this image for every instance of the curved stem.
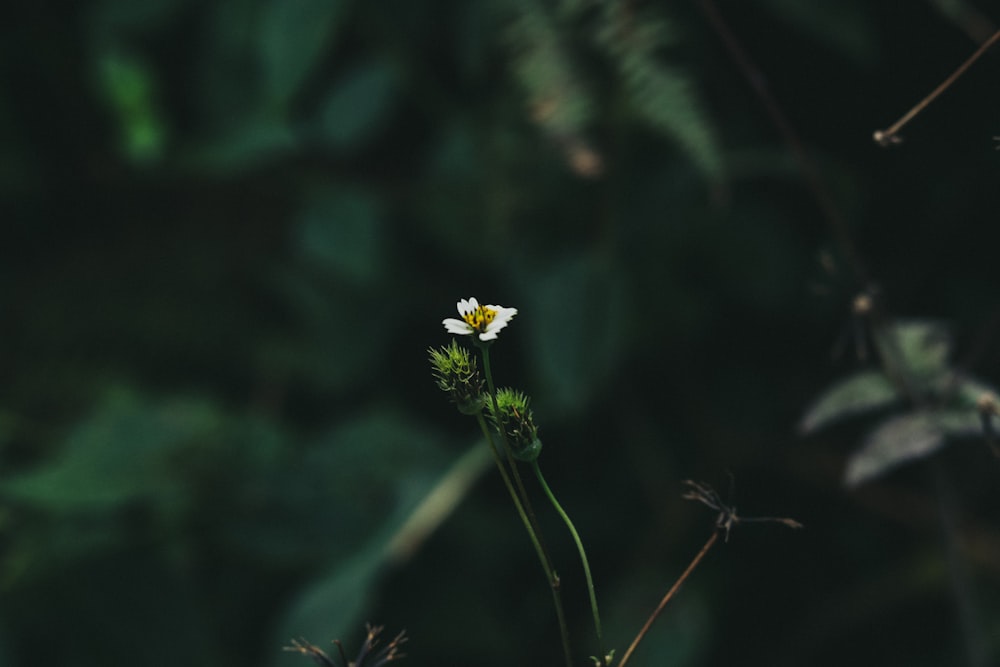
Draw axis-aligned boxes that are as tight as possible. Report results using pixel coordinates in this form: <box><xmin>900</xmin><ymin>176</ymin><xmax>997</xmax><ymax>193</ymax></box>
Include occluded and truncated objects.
<box><xmin>477</xmin><ymin>344</ymin><xmax>573</xmax><ymax>667</ymax></box>
<box><xmin>532</xmin><ymin>461</ymin><xmax>607</xmax><ymax>666</ymax></box>
<box><xmin>474</xmin><ymin>414</ymin><xmax>572</xmax><ymax>667</ymax></box>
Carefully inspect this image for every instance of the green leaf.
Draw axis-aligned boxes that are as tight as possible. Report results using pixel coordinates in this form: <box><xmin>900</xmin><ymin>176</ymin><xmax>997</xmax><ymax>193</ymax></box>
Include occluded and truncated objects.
<box><xmin>623</xmin><ymin>60</ymin><xmax>722</xmax><ymax>181</ymax></box>
<box><xmin>875</xmin><ymin>320</ymin><xmax>952</xmax><ymax>388</ymax></box>
<box><xmin>951</xmin><ymin>376</ymin><xmax>1000</xmax><ymax>409</ymax></box>
<box><xmin>799</xmin><ymin>370</ymin><xmax>898</xmax><ymax>434</ymax></box>
<box><xmin>256</xmin><ymin>271</ymin><xmax>391</xmax><ymax>391</ymax></box>
<box><xmin>521</xmin><ymin>256</ymin><xmax>627</xmax><ymax>415</ymax></box>
<box><xmin>0</xmin><ymin>390</ymin><xmax>217</xmax><ymax>513</ymax></box>
<box><xmin>316</xmin><ymin>60</ymin><xmax>399</xmax><ymax>152</ymax></box>
<box><xmin>605</xmin><ymin>569</ymin><xmax>710</xmax><ymax>667</ymax></box>
<box><xmin>596</xmin><ymin>5</ymin><xmax>722</xmax><ymax>181</ymax></box>
<box><xmin>222</xmin><ymin>409</ymin><xmax>456</xmax><ymax>563</ymax></box>
<box><xmin>758</xmin><ymin>0</ymin><xmax>876</xmax><ymax>64</ymax></box>
<box><xmin>95</xmin><ymin>51</ymin><xmax>167</xmax><ymax>163</ymax></box>
<box><xmin>294</xmin><ymin>186</ymin><xmax>385</xmax><ymax>284</ymax></box>
<box><xmin>507</xmin><ymin>6</ymin><xmax>593</xmax><ymax>137</ymax></box>
<box><xmin>267</xmin><ymin>417</ymin><xmax>486</xmax><ymax>667</ymax></box>
<box><xmin>258</xmin><ymin>0</ymin><xmax>349</xmax><ymax>106</ymax></box>
<box><xmin>844</xmin><ymin>410</ymin><xmax>981</xmax><ymax>486</ymax></box>
<box><xmin>89</xmin><ymin>0</ymin><xmax>191</xmax><ymax>37</ymax></box>
<box><xmin>271</xmin><ymin>550</ymin><xmax>383</xmax><ymax>667</ymax></box>
<box><xmin>8</xmin><ymin>549</ymin><xmax>210</xmax><ymax>667</ymax></box>
<box><xmin>189</xmin><ymin>116</ymin><xmax>297</xmax><ymax>172</ymax></box>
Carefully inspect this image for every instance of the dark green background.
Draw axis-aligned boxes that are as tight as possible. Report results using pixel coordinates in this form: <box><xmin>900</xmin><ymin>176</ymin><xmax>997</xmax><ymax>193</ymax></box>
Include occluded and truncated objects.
<box><xmin>2</xmin><ymin>1</ymin><xmax>1000</xmax><ymax>666</ymax></box>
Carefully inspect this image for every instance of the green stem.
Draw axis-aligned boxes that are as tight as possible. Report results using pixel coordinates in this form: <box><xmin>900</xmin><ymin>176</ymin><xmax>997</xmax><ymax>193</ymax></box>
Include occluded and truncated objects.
<box><xmin>477</xmin><ymin>344</ymin><xmax>573</xmax><ymax>667</ymax></box>
<box><xmin>532</xmin><ymin>461</ymin><xmax>607</xmax><ymax>666</ymax></box>
<box><xmin>480</xmin><ymin>345</ymin><xmax>541</xmax><ymax>524</ymax></box>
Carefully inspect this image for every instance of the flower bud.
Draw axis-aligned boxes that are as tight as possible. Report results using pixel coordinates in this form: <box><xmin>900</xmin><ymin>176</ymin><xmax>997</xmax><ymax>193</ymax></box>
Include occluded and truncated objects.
<box><xmin>489</xmin><ymin>388</ymin><xmax>543</xmax><ymax>462</ymax></box>
<box><xmin>429</xmin><ymin>340</ymin><xmax>485</xmax><ymax>415</ymax></box>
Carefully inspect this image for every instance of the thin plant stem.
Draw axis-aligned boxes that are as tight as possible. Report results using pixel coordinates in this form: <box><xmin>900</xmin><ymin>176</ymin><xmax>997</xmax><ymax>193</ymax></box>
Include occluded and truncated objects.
<box><xmin>531</xmin><ymin>461</ymin><xmax>607</xmax><ymax>666</ymax></box>
<box><xmin>474</xmin><ymin>414</ymin><xmax>574</xmax><ymax>667</ymax></box>
<box><xmin>478</xmin><ymin>343</ymin><xmax>573</xmax><ymax>667</ymax></box>
<box><xmin>698</xmin><ymin>0</ymin><xmax>869</xmax><ymax>287</ymax></box>
<box><xmin>480</xmin><ymin>345</ymin><xmax>549</xmax><ymax>547</ymax></box>
<box><xmin>873</xmin><ymin>28</ymin><xmax>1000</xmax><ymax>146</ymax></box>
<box><xmin>617</xmin><ymin>531</ymin><xmax>719</xmax><ymax>667</ymax></box>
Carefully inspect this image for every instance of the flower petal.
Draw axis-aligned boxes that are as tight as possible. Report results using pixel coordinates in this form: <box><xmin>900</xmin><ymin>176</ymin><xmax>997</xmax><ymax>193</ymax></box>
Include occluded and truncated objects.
<box><xmin>457</xmin><ymin>297</ymin><xmax>478</xmax><ymax>316</ymax></box>
<box><xmin>443</xmin><ymin>318</ymin><xmax>473</xmax><ymax>335</ymax></box>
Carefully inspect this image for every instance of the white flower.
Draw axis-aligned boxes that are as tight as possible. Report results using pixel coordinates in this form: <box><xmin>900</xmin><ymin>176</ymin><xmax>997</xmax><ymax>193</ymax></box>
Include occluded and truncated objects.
<box><xmin>442</xmin><ymin>297</ymin><xmax>518</xmax><ymax>341</ymax></box>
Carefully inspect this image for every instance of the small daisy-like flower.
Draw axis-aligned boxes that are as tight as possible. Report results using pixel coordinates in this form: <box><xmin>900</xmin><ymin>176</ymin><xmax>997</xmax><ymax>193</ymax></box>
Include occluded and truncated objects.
<box><xmin>442</xmin><ymin>297</ymin><xmax>517</xmax><ymax>342</ymax></box>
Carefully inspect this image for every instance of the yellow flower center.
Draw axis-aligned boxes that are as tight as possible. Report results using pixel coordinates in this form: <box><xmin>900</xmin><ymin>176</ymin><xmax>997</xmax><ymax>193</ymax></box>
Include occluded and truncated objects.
<box><xmin>462</xmin><ymin>304</ymin><xmax>497</xmax><ymax>333</ymax></box>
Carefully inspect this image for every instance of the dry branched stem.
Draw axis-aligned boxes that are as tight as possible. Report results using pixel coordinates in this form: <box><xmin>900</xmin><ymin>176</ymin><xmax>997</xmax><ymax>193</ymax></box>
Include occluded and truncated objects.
<box><xmin>874</xmin><ymin>29</ymin><xmax>1000</xmax><ymax>146</ymax></box>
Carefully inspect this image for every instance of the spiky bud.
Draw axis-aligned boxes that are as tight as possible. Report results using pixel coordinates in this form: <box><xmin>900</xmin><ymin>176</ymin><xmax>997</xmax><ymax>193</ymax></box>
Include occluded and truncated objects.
<box><xmin>489</xmin><ymin>388</ymin><xmax>542</xmax><ymax>462</ymax></box>
<box><xmin>429</xmin><ymin>340</ymin><xmax>485</xmax><ymax>415</ymax></box>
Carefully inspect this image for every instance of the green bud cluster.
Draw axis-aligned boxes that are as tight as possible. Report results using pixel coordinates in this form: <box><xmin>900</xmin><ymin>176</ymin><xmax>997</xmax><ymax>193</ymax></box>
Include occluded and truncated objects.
<box><xmin>489</xmin><ymin>388</ymin><xmax>543</xmax><ymax>462</ymax></box>
<box><xmin>429</xmin><ymin>340</ymin><xmax>486</xmax><ymax>415</ymax></box>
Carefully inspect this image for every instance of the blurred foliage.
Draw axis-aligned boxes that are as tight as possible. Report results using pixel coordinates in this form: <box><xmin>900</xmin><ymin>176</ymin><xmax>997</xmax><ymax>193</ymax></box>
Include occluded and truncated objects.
<box><xmin>2</xmin><ymin>1</ymin><xmax>1000</xmax><ymax>667</ymax></box>
<box><xmin>800</xmin><ymin>321</ymin><xmax>995</xmax><ymax>486</ymax></box>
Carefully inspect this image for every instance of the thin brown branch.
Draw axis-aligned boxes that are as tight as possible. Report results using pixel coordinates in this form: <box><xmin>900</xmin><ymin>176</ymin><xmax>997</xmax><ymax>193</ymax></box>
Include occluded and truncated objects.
<box><xmin>616</xmin><ymin>531</ymin><xmax>719</xmax><ymax>667</ymax></box>
<box><xmin>873</xmin><ymin>28</ymin><xmax>1000</xmax><ymax>146</ymax></box>
<box><xmin>698</xmin><ymin>0</ymin><xmax>869</xmax><ymax>288</ymax></box>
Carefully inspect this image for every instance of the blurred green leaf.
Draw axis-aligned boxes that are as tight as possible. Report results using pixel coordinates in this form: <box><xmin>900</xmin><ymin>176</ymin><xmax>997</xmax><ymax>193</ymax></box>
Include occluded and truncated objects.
<box><xmin>89</xmin><ymin>0</ymin><xmax>190</xmax><ymax>36</ymax></box>
<box><xmin>875</xmin><ymin>320</ymin><xmax>952</xmax><ymax>389</ymax></box>
<box><xmin>271</xmin><ymin>550</ymin><xmax>382</xmax><ymax>667</ymax></box>
<box><xmin>190</xmin><ymin>116</ymin><xmax>297</xmax><ymax>172</ymax></box>
<box><xmin>96</xmin><ymin>51</ymin><xmax>167</xmax><ymax>163</ymax></box>
<box><xmin>845</xmin><ymin>409</ymin><xmax>981</xmax><ymax>486</ymax></box>
<box><xmin>9</xmin><ymin>550</ymin><xmax>211</xmax><ymax>667</ymax></box>
<box><xmin>268</xmin><ymin>414</ymin><xmax>478</xmax><ymax>667</ymax></box>
<box><xmin>0</xmin><ymin>389</ymin><xmax>217</xmax><ymax>513</ymax></box>
<box><xmin>951</xmin><ymin>376</ymin><xmax>999</xmax><ymax>408</ymax></box>
<box><xmin>605</xmin><ymin>572</ymin><xmax>710</xmax><ymax>667</ymax></box>
<box><xmin>257</xmin><ymin>273</ymin><xmax>392</xmax><ymax>391</ymax></box>
<box><xmin>316</xmin><ymin>60</ymin><xmax>399</xmax><ymax>152</ymax></box>
<box><xmin>295</xmin><ymin>185</ymin><xmax>385</xmax><ymax>284</ymax></box>
<box><xmin>222</xmin><ymin>408</ymin><xmax>453</xmax><ymax>563</ymax></box>
<box><xmin>522</xmin><ymin>256</ymin><xmax>627</xmax><ymax>415</ymax></box>
<box><xmin>258</xmin><ymin>0</ymin><xmax>349</xmax><ymax>106</ymax></box>
<box><xmin>758</xmin><ymin>0</ymin><xmax>876</xmax><ymax>64</ymax></box>
<box><xmin>799</xmin><ymin>370</ymin><xmax>898</xmax><ymax>434</ymax></box>
<box><xmin>598</xmin><ymin>6</ymin><xmax>722</xmax><ymax>181</ymax></box>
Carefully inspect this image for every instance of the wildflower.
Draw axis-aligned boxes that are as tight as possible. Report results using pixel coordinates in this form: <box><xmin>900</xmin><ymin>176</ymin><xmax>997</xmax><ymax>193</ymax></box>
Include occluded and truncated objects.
<box><xmin>442</xmin><ymin>297</ymin><xmax>517</xmax><ymax>342</ymax></box>
<box><xmin>428</xmin><ymin>340</ymin><xmax>485</xmax><ymax>414</ymax></box>
<box><xmin>488</xmin><ymin>388</ymin><xmax>543</xmax><ymax>462</ymax></box>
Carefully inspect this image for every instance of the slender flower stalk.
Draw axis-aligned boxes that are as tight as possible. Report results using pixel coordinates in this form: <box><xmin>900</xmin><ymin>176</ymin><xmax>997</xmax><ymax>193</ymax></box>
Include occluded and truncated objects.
<box><xmin>437</xmin><ymin>297</ymin><xmax>571</xmax><ymax>667</ymax></box>
<box><xmin>474</xmin><ymin>412</ymin><xmax>573</xmax><ymax>667</ymax></box>
<box><xmin>532</xmin><ymin>461</ymin><xmax>607</xmax><ymax>667</ymax></box>
<box><xmin>483</xmin><ymin>374</ymin><xmax>608</xmax><ymax>666</ymax></box>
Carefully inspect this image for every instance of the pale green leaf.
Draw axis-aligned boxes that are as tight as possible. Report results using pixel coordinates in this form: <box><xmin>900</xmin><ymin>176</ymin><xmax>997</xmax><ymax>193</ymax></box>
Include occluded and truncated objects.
<box><xmin>875</xmin><ymin>320</ymin><xmax>952</xmax><ymax>388</ymax></box>
<box><xmin>521</xmin><ymin>256</ymin><xmax>627</xmax><ymax>415</ymax></box>
<box><xmin>624</xmin><ymin>60</ymin><xmax>723</xmax><ymax>181</ymax></box>
<box><xmin>948</xmin><ymin>376</ymin><xmax>998</xmax><ymax>409</ymax></box>
<box><xmin>757</xmin><ymin>0</ymin><xmax>876</xmax><ymax>64</ymax></box>
<box><xmin>271</xmin><ymin>551</ymin><xmax>382</xmax><ymax>667</ymax></box>
<box><xmin>316</xmin><ymin>61</ymin><xmax>399</xmax><ymax>152</ymax></box>
<box><xmin>190</xmin><ymin>117</ymin><xmax>297</xmax><ymax>172</ymax></box>
<box><xmin>845</xmin><ymin>410</ymin><xmax>980</xmax><ymax>486</ymax></box>
<box><xmin>268</xmin><ymin>430</ymin><xmax>488</xmax><ymax>667</ymax></box>
<box><xmin>0</xmin><ymin>390</ymin><xmax>217</xmax><ymax>512</ymax></box>
<box><xmin>295</xmin><ymin>186</ymin><xmax>385</xmax><ymax>284</ymax></box>
<box><xmin>258</xmin><ymin>0</ymin><xmax>349</xmax><ymax>106</ymax></box>
<box><xmin>799</xmin><ymin>370</ymin><xmax>898</xmax><ymax>434</ymax></box>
